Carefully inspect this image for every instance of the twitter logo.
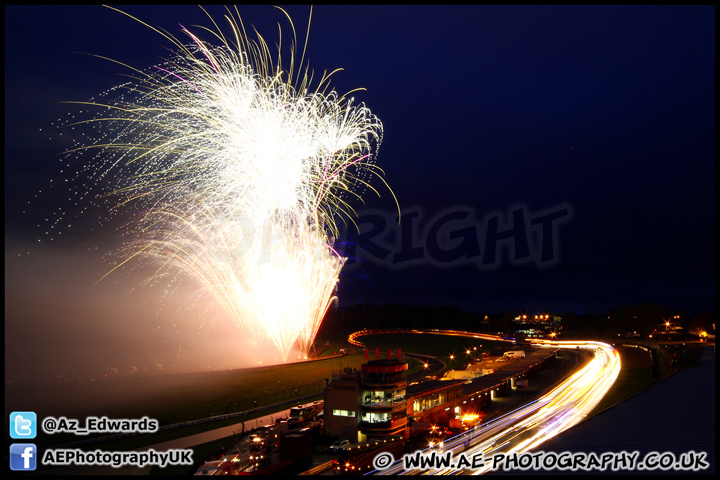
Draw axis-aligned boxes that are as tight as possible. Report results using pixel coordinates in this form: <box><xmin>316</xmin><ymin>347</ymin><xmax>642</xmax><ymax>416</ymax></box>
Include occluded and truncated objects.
<box><xmin>10</xmin><ymin>412</ymin><xmax>37</xmax><ymax>439</ymax></box>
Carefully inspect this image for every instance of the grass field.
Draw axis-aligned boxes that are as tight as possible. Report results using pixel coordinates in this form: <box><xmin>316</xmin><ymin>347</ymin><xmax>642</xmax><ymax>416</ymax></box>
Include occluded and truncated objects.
<box><xmin>10</xmin><ymin>330</ymin><xmax>668</xmax><ymax>457</ymax></box>
<box><xmin>6</xmin><ymin>330</ymin><xmax>505</xmax><ymax>449</ymax></box>
<box><xmin>351</xmin><ymin>332</ymin><xmax>505</xmax><ymax>359</ymax></box>
<box><xmin>5</xmin><ymin>352</ymin><xmax>366</xmax><ymax>447</ymax></box>
<box><xmin>4</xmin><ymin>333</ymin><xmax>506</xmax><ymax>415</ymax></box>
<box><xmin>588</xmin><ymin>345</ymin><xmax>654</xmax><ymax>416</ymax></box>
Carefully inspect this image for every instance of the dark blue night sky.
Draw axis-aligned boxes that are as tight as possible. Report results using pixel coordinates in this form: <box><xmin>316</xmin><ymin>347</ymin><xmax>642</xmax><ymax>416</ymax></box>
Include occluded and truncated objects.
<box><xmin>5</xmin><ymin>5</ymin><xmax>715</xmax><ymax>328</ymax></box>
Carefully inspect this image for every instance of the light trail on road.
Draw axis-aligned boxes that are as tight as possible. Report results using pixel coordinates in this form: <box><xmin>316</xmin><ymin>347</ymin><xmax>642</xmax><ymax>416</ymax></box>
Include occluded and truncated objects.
<box><xmin>347</xmin><ymin>329</ymin><xmax>516</xmax><ymax>348</ymax></box>
<box><xmin>373</xmin><ymin>340</ymin><xmax>621</xmax><ymax>475</ymax></box>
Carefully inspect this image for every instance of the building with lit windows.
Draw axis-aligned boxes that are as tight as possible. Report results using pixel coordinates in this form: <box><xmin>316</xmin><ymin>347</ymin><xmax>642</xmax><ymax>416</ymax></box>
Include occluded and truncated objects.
<box><xmin>358</xmin><ymin>359</ymin><xmax>408</xmax><ymax>440</ymax></box>
<box><xmin>513</xmin><ymin>313</ymin><xmax>562</xmax><ymax>339</ymax></box>
<box><xmin>323</xmin><ymin>372</ymin><xmax>361</xmax><ymax>442</ymax></box>
<box><xmin>407</xmin><ymin>380</ymin><xmax>466</xmax><ymax>426</ymax></box>
<box><xmin>324</xmin><ymin>360</ymin><xmax>481</xmax><ymax>441</ymax></box>
<box><xmin>323</xmin><ymin>349</ymin><xmax>559</xmax><ymax>443</ymax></box>
<box><xmin>323</xmin><ymin>359</ymin><xmax>408</xmax><ymax>442</ymax></box>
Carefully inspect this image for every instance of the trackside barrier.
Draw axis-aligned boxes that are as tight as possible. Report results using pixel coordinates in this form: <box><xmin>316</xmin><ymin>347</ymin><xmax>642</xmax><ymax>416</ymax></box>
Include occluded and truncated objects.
<box><xmin>49</xmin><ymin>391</ymin><xmax>323</xmax><ymax>450</ymax></box>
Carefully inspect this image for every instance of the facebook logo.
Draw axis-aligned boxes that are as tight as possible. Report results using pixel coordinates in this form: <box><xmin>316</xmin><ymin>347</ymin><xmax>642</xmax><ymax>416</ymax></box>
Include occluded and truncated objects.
<box><xmin>10</xmin><ymin>444</ymin><xmax>37</xmax><ymax>471</ymax></box>
<box><xmin>10</xmin><ymin>411</ymin><xmax>37</xmax><ymax>439</ymax></box>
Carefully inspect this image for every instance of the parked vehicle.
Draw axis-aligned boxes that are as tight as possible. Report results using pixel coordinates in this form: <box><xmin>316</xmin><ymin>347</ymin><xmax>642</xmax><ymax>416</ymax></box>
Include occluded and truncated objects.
<box><xmin>328</xmin><ymin>439</ymin><xmax>350</xmax><ymax>453</ymax></box>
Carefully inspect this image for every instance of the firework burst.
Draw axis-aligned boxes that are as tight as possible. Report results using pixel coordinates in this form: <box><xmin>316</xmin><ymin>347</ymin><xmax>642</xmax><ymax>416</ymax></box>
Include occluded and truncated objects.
<box><xmin>63</xmin><ymin>6</ymin><xmax>391</xmax><ymax>361</ymax></box>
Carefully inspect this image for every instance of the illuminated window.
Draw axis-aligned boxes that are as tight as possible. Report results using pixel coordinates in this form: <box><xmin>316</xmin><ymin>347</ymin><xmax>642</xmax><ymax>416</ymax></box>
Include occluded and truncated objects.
<box><xmin>333</xmin><ymin>410</ymin><xmax>356</xmax><ymax>417</ymax></box>
<box><xmin>361</xmin><ymin>412</ymin><xmax>391</xmax><ymax>423</ymax></box>
<box><xmin>362</xmin><ymin>389</ymin><xmax>406</xmax><ymax>407</ymax></box>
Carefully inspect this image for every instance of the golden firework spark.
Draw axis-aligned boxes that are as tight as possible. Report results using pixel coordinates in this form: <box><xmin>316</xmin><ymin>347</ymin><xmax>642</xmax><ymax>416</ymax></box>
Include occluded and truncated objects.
<box><xmin>65</xmin><ymin>6</ymin><xmax>394</xmax><ymax>361</ymax></box>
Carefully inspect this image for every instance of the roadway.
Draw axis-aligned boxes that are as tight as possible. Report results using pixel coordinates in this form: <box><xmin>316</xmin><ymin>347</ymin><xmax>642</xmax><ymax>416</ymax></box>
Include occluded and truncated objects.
<box><xmin>404</xmin><ymin>353</ymin><xmax>446</xmax><ymax>381</ymax></box>
<box><xmin>140</xmin><ymin>409</ymin><xmax>292</xmax><ymax>452</ymax></box>
<box><xmin>374</xmin><ymin>340</ymin><xmax>621</xmax><ymax>475</ymax></box>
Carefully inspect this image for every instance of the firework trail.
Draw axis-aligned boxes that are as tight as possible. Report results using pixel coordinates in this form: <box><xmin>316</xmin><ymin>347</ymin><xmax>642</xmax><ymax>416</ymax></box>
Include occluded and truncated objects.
<box><xmin>64</xmin><ymin>6</ymin><xmax>390</xmax><ymax>361</ymax></box>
